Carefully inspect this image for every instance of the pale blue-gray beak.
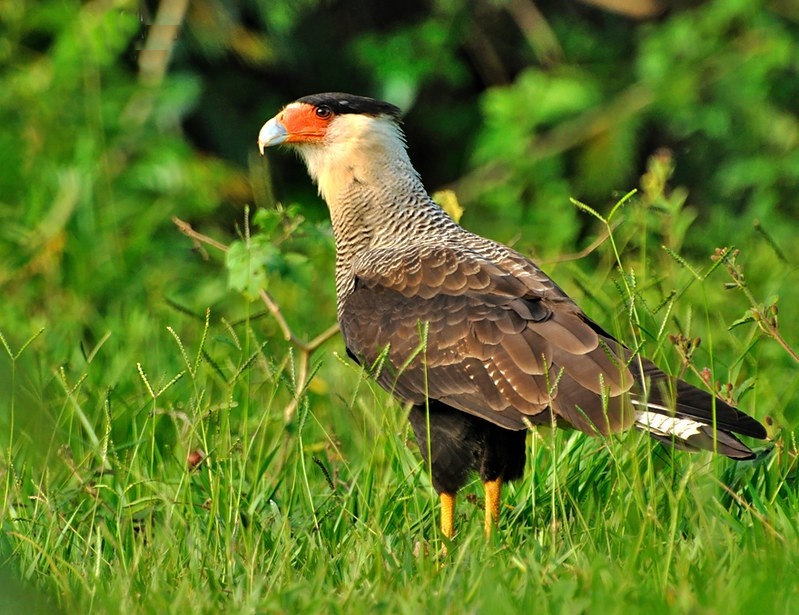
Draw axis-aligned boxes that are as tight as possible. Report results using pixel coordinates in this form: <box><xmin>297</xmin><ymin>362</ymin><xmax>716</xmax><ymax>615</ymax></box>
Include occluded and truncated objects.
<box><xmin>258</xmin><ymin>117</ymin><xmax>288</xmax><ymax>154</ymax></box>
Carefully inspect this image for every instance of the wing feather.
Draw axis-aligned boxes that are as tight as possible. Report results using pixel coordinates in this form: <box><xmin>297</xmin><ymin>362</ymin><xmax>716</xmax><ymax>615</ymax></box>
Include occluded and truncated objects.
<box><xmin>341</xmin><ymin>244</ymin><xmax>633</xmax><ymax>434</ymax></box>
<box><xmin>341</xmin><ymin>243</ymin><xmax>764</xmax><ymax>454</ymax></box>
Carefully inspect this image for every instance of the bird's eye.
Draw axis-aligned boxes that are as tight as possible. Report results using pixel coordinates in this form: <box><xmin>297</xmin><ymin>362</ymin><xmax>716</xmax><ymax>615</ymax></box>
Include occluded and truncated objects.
<box><xmin>315</xmin><ymin>106</ymin><xmax>332</xmax><ymax>119</ymax></box>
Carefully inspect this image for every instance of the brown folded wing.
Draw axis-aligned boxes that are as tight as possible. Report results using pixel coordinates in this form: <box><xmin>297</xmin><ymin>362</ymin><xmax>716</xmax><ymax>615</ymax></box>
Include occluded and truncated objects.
<box><xmin>340</xmin><ymin>245</ymin><xmax>635</xmax><ymax>434</ymax></box>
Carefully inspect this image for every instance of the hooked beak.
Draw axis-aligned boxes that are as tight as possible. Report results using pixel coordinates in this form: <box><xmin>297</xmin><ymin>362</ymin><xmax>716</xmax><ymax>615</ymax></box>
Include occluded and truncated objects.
<box><xmin>257</xmin><ymin>117</ymin><xmax>288</xmax><ymax>154</ymax></box>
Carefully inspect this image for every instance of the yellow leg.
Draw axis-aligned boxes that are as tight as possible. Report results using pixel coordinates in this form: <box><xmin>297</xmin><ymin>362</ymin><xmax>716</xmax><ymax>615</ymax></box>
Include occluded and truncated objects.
<box><xmin>440</xmin><ymin>492</ymin><xmax>456</xmax><ymax>539</ymax></box>
<box><xmin>484</xmin><ymin>478</ymin><xmax>502</xmax><ymax>538</ymax></box>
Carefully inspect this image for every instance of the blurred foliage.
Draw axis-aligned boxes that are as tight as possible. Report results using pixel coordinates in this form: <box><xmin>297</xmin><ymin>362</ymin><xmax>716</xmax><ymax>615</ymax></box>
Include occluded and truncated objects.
<box><xmin>0</xmin><ymin>0</ymin><xmax>246</xmax><ymax>341</ymax></box>
<box><xmin>225</xmin><ymin>204</ymin><xmax>323</xmax><ymax>300</ymax></box>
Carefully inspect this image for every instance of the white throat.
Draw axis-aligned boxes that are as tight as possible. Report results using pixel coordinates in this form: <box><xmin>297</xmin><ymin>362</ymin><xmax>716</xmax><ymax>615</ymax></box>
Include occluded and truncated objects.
<box><xmin>294</xmin><ymin>114</ymin><xmax>419</xmax><ymax>207</ymax></box>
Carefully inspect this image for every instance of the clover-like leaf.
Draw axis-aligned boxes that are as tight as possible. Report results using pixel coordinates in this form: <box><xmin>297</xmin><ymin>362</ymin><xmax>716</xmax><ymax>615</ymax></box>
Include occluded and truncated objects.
<box><xmin>225</xmin><ymin>236</ymin><xmax>279</xmax><ymax>300</ymax></box>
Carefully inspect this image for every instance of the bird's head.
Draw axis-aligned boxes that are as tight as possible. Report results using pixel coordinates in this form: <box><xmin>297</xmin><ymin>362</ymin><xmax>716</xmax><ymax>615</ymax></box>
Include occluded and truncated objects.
<box><xmin>258</xmin><ymin>93</ymin><xmax>411</xmax><ymax>204</ymax></box>
<box><xmin>258</xmin><ymin>92</ymin><xmax>401</xmax><ymax>152</ymax></box>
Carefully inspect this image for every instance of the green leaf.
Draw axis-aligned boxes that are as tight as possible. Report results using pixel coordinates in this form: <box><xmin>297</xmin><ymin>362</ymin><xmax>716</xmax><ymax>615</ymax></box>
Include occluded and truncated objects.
<box><xmin>252</xmin><ymin>208</ymin><xmax>283</xmax><ymax>237</ymax></box>
<box><xmin>225</xmin><ymin>236</ymin><xmax>279</xmax><ymax>299</ymax></box>
<box><xmin>728</xmin><ymin>312</ymin><xmax>756</xmax><ymax>331</ymax></box>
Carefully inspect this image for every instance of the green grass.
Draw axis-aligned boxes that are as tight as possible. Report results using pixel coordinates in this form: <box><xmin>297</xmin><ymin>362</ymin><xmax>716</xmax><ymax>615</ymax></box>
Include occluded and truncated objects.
<box><xmin>2</xmin><ymin>183</ymin><xmax>798</xmax><ymax>614</ymax></box>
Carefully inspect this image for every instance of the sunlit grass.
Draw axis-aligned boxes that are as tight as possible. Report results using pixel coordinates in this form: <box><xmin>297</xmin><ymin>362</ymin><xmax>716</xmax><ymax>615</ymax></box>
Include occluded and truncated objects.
<box><xmin>2</xmin><ymin>182</ymin><xmax>797</xmax><ymax>613</ymax></box>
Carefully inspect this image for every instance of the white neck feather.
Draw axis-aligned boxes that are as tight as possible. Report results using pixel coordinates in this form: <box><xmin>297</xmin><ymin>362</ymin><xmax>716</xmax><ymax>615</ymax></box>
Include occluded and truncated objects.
<box><xmin>294</xmin><ymin>114</ymin><xmax>420</xmax><ymax>208</ymax></box>
<box><xmin>289</xmin><ymin>112</ymin><xmax>460</xmax><ymax>305</ymax></box>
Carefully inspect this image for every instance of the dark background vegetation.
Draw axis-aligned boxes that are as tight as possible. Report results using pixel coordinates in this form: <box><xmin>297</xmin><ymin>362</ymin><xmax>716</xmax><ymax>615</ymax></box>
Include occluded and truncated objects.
<box><xmin>1</xmin><ymin>0</ymin><xmax>798</xmax><ymax>612</ymax></box>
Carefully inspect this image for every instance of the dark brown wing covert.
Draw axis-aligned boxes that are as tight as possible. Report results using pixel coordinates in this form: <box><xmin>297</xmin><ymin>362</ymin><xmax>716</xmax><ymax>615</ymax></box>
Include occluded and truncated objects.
<box><xmin>339</xmin><ymin>245</ymin><xmax>635</xmax><ymax>433</ymax></box>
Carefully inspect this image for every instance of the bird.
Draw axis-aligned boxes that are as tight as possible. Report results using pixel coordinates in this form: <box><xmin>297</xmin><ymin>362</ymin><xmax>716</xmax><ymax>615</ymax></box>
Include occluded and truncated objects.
<box><xmin>257</xmin><ymin>92</ymin><xmax>767</xmax><ymax>540</ymax></box>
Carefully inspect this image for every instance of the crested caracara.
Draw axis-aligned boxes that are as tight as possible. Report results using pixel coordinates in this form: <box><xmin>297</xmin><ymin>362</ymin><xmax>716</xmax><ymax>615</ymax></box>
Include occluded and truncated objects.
<box><xmin>258</xmin><ymin>93</ymin><xmax>766</xmax><ymax>540</ymax></box>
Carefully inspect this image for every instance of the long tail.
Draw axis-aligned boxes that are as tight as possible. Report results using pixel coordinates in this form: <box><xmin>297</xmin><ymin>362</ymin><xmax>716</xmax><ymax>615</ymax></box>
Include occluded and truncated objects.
<box><xmin>631</xmin><ymin>359</ymin><xmax>767</xmax><ymax>459</ymax></box>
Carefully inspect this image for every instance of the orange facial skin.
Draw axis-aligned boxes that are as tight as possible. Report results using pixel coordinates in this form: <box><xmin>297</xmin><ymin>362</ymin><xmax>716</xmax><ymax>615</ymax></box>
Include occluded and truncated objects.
<box><xmin>276</xmin><ymin>102</ymin><xmax>333</xmax><ymax>143</ymax></box>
